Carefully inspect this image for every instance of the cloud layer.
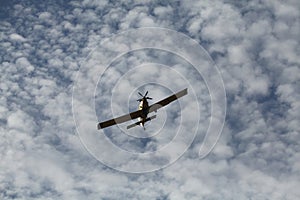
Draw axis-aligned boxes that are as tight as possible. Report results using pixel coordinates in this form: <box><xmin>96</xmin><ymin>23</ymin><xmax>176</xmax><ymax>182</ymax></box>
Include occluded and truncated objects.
<box><xmin>1</xmin><ymin>0</ymin><xmax>299</xmax><ymax>199</ymax></box>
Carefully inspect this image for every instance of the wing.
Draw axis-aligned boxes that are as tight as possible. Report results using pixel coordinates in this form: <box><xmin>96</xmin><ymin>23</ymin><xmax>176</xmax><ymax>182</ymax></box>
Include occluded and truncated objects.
<box><xmin>97</xmin><ymin>109</ymin><xmax>143</xmax><ymax>129</ymax></box>
<box><xmin>148</xmin><ymin>88</ymin><xmax>188</xmax><ymax>113</ymax></box>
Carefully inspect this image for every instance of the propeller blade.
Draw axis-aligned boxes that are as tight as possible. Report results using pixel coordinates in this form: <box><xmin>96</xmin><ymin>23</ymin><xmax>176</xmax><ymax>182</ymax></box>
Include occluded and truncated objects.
<box><xmin>145</xmin><ymin>91</ymin><xmax>148</xmax><ymax>97</ymax></box>
<box><xmin>138</xmin><ymin>92</ymin><xmax>143</xmax><ymax>97</ymax></box>
<box><xmin>146</xmin><ymin>97</ymin><xmax>152</xmax><ymax>100</ymax></box>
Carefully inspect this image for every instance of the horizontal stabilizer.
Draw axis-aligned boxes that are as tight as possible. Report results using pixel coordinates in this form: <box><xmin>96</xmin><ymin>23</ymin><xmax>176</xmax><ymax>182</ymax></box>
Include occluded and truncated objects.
<box><xmin>127</xmin><ymin>115</ymin><xmax>156</xmax><ymax>129</ymax></box>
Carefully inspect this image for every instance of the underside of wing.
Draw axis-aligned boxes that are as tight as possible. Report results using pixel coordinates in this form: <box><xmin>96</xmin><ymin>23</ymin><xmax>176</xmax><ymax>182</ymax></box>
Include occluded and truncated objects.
<box><xmin>97</xmin><ymin>109</ymin><xmax>143</xmax><ymax>129</ymax></box>
<box><xmin>148</xmin><ymin>88</ymin><xmax>188</xmax><ymax>113</ymax></box>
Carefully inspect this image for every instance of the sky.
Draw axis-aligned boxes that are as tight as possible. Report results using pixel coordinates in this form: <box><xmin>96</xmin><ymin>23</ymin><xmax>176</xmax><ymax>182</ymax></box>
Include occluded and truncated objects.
<box><xmin>1</xmin><ymin>0</ymin><xmax>300</xmax><ymax>199</ymax></box>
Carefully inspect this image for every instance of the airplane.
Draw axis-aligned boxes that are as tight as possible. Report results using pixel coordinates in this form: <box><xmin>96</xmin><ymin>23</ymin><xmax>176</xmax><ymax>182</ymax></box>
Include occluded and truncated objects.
<box><xmin>97</xmin><ymin>88</ymin><xmax>188</xmax><ymax>130</ymax></box>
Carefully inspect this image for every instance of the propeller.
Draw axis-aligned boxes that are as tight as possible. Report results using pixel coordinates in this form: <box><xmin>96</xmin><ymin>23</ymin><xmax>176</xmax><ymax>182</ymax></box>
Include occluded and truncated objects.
<box><xmin>136</xmin><ymin>91</ymin><xmax>152</xmax><ymax>101</ymax></box>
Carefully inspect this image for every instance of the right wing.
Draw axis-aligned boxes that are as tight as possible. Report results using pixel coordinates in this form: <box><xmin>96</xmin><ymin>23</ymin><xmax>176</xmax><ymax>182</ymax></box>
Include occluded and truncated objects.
<box><xmin>97</xmin><ymin>109</ymin><xmax>143</xmax><ymax>129</ymax></box>
<box><xmin>148</xmin><ymin>88</ymin><xmax>188</xmax><ymax>113</ymax></box>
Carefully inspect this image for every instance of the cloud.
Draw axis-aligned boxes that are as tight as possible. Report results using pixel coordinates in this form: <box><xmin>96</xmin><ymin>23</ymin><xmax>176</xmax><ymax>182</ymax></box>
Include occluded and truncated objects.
<box><xmin>9</xmin><ymin>33</ymin><xmax>26</xmax><ymax>42</ymax></box>
<box><xmin>15</xmin><ymin>57</ymin><xmax>34</xmax><ymax>73</ymax></box>
<box><xmin>1</xmin><ymin>0</ymin><xmax>300</xmax><ymax>199</ymax></box>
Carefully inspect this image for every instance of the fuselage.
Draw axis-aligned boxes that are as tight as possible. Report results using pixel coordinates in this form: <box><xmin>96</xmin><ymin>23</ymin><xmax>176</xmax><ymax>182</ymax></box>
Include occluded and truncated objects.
<box><xmin>138</xmin><ymin>98</ymin><xmax>149</xmax><ymax>127</ymax></box>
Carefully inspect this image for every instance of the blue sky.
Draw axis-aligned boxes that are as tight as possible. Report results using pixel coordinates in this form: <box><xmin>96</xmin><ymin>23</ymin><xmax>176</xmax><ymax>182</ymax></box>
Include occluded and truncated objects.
<box><xmin>1</xmin><ymin>0</ymin><xmax>300</xmax><ymax>199</ymax></box>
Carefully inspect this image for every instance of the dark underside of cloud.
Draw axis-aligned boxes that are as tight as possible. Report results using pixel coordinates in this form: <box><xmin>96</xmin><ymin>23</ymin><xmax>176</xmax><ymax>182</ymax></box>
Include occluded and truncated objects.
<box><xmin>1</xmin><ymin>0</ymin><xmax>299</xmax><ymax>199</ymax></box>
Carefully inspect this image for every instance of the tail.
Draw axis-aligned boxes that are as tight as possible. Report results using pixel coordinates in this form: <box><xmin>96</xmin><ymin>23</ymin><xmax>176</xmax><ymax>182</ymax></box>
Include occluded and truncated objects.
<box><xmin>127</xmin><ymin>115</ymin><xmax>156</xmax><ymax>130</ymax></box>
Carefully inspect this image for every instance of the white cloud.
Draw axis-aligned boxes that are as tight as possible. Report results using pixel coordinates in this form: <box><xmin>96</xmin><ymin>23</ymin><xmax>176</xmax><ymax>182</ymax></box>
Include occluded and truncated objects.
<box><xmin>228</xmin><ymin>45</ymin><xmax>249</xmax><ymax>65</ymax></box>
<box><xmin>9</xmin><ymin>33</ymin><xmax>26</xmax><ymax>42</ymax></box>
<box><xmin>15</xmin><ymin>57</ymin><xmax>34</xmax><ymax>73</ymax></box>
<box><xmin>7</xmin><ymin>110</ymin><xmax>35</xmax><ymax>133</ymax></box>
<box><xmin>38</xmin><ymin>12</ymin><xmax>51</xmax><ymax>21</ymax></box>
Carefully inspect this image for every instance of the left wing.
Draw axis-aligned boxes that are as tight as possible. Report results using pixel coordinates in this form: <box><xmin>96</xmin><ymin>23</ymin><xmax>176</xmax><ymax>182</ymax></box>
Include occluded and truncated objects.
<box><xmin>97</xmin><ymin>109</ymin><xmax>143</xmax><ymax>129</ymax></box>
<box><xmin>148</xmin><ymin>88</ymin><xmax>188</xmax><ymax>113</ymax></box>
